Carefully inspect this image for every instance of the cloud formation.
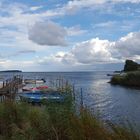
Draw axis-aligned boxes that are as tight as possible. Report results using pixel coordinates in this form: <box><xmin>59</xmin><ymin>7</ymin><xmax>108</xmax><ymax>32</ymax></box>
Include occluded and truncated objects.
<box><xmin>115</xmin><ymin>32</ymin><xmax>140</xmax><ymax>57</ymax></box>
<box><xmin>61</xmin><ymin>0</ymin><xmax>140</xmax><ymax>14</ymax></box>
<box><xmin>72</xmin><ymin>31</ymin><xmax>140</xmax><ymax>64</ymax></box>
<box><xmin>0</xmin><ymin>31</ymin><xmax>140</xmax><ymax>71</ymax></box>
<box><xmin>66</xmin><ymin>25</ymin><xmax>87</xmax><ymax>36</ymax></box>
<box><xmin>38</xmin><ymin>31</ymin><xmax>140</xmax><ymax>67</ymax></box>
<box><xmin>28</xmin><ymin>21</ymin><xmax>68</xmax><ymax>46</ymax></box>
<box><xmin>71</xmin><ymin>38</ymin><xmax>113</xmax><ymax>64</ymax></box>
<box><xmin>0</xmin><ymin>0</ymin><xmax>140</xmax><ymax>71</ymax></box>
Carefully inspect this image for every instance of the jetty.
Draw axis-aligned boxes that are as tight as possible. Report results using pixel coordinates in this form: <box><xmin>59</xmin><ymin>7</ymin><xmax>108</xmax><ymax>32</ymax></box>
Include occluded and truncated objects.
<box><xmin>0</xmin><ymin>75</ymin><xmax>23</xmax><ymax>102</ymax></box>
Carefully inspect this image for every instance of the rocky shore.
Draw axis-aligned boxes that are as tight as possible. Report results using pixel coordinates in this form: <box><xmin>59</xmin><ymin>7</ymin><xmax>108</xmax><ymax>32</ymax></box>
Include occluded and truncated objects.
<box><xmin>110</xmin><ymin>60</ymin><xmax>140</xmax><ymax>88</ymax></box>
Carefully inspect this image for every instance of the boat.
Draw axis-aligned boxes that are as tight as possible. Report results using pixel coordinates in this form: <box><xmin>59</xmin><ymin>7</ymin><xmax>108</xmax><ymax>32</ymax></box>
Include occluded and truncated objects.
<box><xmin>22</xmin><ymin>87</ymin><xmax>39</xmax><ymax>92</ymax></box>
<box><xmin>19</xmin><ymin>91</ymin><xmax>65</xmax><ymax>103</ymax></box>
<box><xmin>22</xmin><ymin>86</ymin><xmax>48</xmax><ymax>92</ymax></box>
<box><xmin>22</xmin><ymin>88</ymin><xmax>32</xmax><ymax>92</ymax></box>
<box><xmin>36</xmin><ymin>86</ymin><xmax>48</xmax><ymax>90</ymax></box>
<box><xmin>24</xmin><ymin>79</ymin><xmax>46</xmax><ymax>84</ymax></box>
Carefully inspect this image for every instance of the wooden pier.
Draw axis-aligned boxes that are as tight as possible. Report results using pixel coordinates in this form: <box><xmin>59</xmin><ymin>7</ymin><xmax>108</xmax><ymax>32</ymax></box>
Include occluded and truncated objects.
<box><xmin>0</xmin><ymin>75</ymin><xmax>23</xmax><ymax>102</ymax></box>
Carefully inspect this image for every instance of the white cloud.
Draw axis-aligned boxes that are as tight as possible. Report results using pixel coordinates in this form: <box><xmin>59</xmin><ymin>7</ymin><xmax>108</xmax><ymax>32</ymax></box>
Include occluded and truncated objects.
<box><xmin>62</xmin><ymin>53</ymin><xmax>77</xmax><ymax>65</ymax></box>
<box><xmin>66</xmin><ymin>25</ymin><xmax>87</xmax><ymax>36</ymax></box>
<box><xmin>28</xmin><ymin>21</ymin><xmax>68</xmax><ymax>46</ymax></box>
<box><xmin>30</xmin><ymin>6</ymin><xmax>42</xmax><ymax>11</ymax></box>
<box><xmin>72</xmin><ymin>31</ymin><xmax>140</xmax><ymax>64</ymax></box>
<box><xmin>0</xmin><ymin>59</ymin><xmax>35</xmax><ymax>70</ymax></box>
<box><xmin>0</xmin><ymin>31</ymin><xmax>140</xmax><ymax>71</ymax></box>
<box><xmin>36</xmin><ymin>38</ymin><xmax>116</xmax><ymax>67</ymax></box>
<box><xmin>60</xmin><ymin>0</ymin><xmax>140</xmax><ymax>14</ymax></box>
<box><xmin>93</xmin><ymin>21</ymin><xmax>118</xmax><ymax>28</ymax></box>
<box><xmin>0</xmin><ymin>0</ymin><xmax>139</xmax><ymax>30</ymax></box>
<box><xmin>115</xmin><ymin>32</ymin><xmax>140</xmax><ymax>57</ymax></box>
<box><xmin>0</xmin><ymin>1</ymin><xmax>140</xmax><ymax>71</ymax></box>
<box><xmin>38</xmin><ymin>31</ymin><xmax>140</xmax><ymax>67</ymax></box>
<box><xmin>93</xmin><ymin>20</ymin><xmax>139</xmax><ymax>32</ymax></box>
<box><xmin>71</xmin><ymin>38</ymin><xmax>115</xmax><ymax>64</ymax></box>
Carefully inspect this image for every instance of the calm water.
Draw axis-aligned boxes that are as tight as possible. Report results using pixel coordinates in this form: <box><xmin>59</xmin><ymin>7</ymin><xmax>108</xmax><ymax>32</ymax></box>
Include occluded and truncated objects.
<box><xmin>1</xmin><ymin>71</ymin><xmax>140</xmax><ymax>129</ymax></box>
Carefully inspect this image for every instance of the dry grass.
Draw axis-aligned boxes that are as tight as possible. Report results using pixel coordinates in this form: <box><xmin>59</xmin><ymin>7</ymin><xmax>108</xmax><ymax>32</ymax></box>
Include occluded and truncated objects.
<box><xmin>0</xmin><ymin>100</ymin><xmax>140</xmax><ymax>140</ymax></box>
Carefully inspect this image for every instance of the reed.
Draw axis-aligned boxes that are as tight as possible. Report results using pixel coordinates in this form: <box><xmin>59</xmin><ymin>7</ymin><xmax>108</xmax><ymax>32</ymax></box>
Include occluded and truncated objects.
<box><xmin>0</xmin><ymin>100</ymin><xmax>140</xmax><ymax>140</ymax></box>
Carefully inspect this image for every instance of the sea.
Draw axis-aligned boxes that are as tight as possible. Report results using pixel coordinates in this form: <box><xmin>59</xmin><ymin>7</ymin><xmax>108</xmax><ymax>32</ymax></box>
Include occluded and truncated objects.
<box><xmin>0</xmin><ymin>71</ymin><xmax>140</xmax><ymax>130</ymax></box>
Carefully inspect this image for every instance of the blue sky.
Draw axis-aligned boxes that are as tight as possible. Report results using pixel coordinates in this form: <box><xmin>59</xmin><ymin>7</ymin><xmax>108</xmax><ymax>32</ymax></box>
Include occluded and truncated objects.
<box><xmin>0</xmin><ymin>0</ymin><xmax>140</xmax><ymax>71</ymax></box>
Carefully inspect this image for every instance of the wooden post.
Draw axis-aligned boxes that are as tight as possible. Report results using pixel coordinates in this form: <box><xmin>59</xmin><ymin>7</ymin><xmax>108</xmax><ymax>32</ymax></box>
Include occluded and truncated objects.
<box><xmin>80</xmin><ymin>88</ymin><xmax>83</xmax><ymax>108</ymax></box>
<box><xmin>73</xmin><ymin>84</ymin><xmax>75</xmax><ymax>101</ymax></box>
<box><xmin>62</xmin><ymin>78</ymin><xmax>64</xmax><ymax>90</ymax></box>
<box><xmin>65</xmin><ymin>80</ymin><xmax>68</xmax><ymax>93</ymax></box>
<box><xmin>58</xmin><ymin>78</ymin><xmax>60</xmax><ymax>89</ymax></box>
<box><xmin>56</xmin><ymin>79</ymin><xmax>57</xmax><ymax>88</ymax></box>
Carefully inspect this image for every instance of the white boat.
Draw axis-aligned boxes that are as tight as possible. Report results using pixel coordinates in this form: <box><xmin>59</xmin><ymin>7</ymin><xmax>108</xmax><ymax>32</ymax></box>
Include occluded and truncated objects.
<box><xmin>24</xmin><ymin>79</ymin><xmax>46</xmax><ymax>84</ymax></box>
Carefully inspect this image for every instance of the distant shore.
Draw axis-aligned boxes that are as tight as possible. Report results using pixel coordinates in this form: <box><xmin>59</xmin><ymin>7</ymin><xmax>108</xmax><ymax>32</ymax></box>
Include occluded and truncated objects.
<box><xmin>0</xmin><ymin>70</ymin><xmax>22</xmax><ymax>73</ymax></box>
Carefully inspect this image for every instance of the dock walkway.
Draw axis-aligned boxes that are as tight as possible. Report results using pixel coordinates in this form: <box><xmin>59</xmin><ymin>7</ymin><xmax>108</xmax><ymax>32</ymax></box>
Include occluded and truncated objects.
<box><xmin>0</xmin><ymin>75</ymin><xmax>23</xmax><ymax>102</ymax></box>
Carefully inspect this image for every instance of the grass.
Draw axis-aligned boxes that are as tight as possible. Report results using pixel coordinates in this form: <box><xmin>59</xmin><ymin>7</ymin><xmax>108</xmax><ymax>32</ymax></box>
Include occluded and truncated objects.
<box><xmin>0</xmin><ymin>99</ymin><xmax>140</xmax><ymax>140</ymax></box>
<box><xmin>110</xmin><ymin>71</ymin><xmax>140</xmax><ymax>87</ymax></box>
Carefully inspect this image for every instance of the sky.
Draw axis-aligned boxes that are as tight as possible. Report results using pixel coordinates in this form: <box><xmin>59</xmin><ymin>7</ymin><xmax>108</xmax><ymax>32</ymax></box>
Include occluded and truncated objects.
<box><xmin>0</xmin><ymin>0</ymin><xmax>140</xmax><ymax>71</ymax></box>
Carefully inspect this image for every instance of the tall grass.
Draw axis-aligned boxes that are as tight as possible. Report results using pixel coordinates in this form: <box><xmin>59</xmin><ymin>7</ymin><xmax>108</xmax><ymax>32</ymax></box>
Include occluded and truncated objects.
<box><xmin>0</xmin><ymin>100</ymin><xmax>140</xmax><ymax>140</ymax></box>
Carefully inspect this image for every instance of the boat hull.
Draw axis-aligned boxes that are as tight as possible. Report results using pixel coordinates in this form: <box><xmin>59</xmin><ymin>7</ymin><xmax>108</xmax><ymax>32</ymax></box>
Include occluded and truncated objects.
<box><xmin>24</xmin><ymin>79</ymin><xmax>46</xmax><ymax>84</ymax></box>
<box><xmin>19</xmin><ymin>92</ymin><xmax>64</xmax><ymax>103</ymax></box>
<box><xmin>22</xmin><ymin>86</ymin><xmax>48</xmax><ymax>92</ymax></box>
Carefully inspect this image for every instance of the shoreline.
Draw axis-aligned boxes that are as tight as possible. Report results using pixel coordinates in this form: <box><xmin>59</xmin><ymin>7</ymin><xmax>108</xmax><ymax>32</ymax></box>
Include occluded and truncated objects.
<box><xmin>110</xmin><ymin>71</ymin><xmax>140</xmax><ymax>88</ymax></box>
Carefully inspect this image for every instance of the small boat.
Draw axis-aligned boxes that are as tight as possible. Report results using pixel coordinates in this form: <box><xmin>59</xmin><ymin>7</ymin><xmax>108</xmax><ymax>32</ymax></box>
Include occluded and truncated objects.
<box><xmin>22</xmin><ymin>87</ymin><xmax>39</xmax><ymax>92</ymax></box>
<box><xmin>36</xmin><ymin>86</ymin><xmax>48</xmax><ymax>90</ymax></box>
<box><xmin>22</xmin><ymin>88</ymin><xmax>32</xmax><ymax>92</ymax></box>
<box><xmin>22</xmin><ymin>86</ymin><xmax>48</xmax><ymax>92</ymax></box>
<box><xmin>19</xmin><ymin>92</ymin><xmax>64</xmax><ymax>103</ymax></box>
<box><xmin>24</xmin><ymin>79</ymin><xmax>46</xmax><ymax>84</ymax></box>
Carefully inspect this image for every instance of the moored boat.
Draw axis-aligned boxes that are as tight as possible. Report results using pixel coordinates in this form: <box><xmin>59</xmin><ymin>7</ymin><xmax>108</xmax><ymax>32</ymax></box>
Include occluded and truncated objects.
<box><xmin>19</xmin><ymin>91</ymin><xmax>65</xmax><ymax>103</ymax></box>
<box><xmin>24</xmin><ymin>79</ymin><xmax>46</xmax><ymax>84</ymax></box>
<box><xmin>36</xmin><ymin>86</ymin><xmax>48</xmax><ymax>90</ymax></box>
<box><xmin>22</xmin><ymin>85</ymin><xmax>49</xmax><ymax>92</ymax></box>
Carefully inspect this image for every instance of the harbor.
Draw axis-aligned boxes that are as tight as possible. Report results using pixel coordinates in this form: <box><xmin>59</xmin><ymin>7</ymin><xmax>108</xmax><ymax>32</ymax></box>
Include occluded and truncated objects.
<box><xmin>0</xmin><ymin>74</ymin><xmax>76</xmax><ymax>105</ymax></box>
<box><xmin>0</xmin><ymin>72</ymin><xmax>140</xmax><ymax>140</ymax></box>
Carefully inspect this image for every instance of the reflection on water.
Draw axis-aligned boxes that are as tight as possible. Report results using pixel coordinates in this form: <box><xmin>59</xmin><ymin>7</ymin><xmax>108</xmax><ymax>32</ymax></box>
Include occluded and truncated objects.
<box><xmin>0</xmin><ymin>71</ymin><xmax>140</xmax><ymax>129</ymax></box>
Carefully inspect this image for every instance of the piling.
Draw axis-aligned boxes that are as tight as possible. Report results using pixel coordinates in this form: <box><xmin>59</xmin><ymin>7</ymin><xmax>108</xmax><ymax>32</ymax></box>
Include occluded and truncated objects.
<box><xmin>0</xmin><ymin>75</ymin><xmax>22</xmax><ymax>102</ymax></box>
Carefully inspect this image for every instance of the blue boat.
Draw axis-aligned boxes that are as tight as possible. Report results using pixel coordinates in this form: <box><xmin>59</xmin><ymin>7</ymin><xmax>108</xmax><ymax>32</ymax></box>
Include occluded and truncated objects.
<box><xmin>19</xmin><ymin>91</ymin><xmax>65</xmax><ymax>103</ymax></box>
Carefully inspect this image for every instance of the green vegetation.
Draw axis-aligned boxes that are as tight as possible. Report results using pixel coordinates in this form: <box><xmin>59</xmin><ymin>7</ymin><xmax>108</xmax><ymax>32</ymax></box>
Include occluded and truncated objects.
<box><xmin>0</xmin><ymin>100</ymin><xmax>140</xmax><ymax>140</ymax></box>
<box><xmin>111</xmin><ymin>60</ymin><xmax>140</xmax><ymax>87</ymax></box>
<box><xmin>111</xmin><ymin>71</ymin><xmax>140</xmax><ymax>87</ymax></box>
<box><xmin>124</xmin><ymin>60</ymin><xmax>139</xmax><ymax>72</ymax></box>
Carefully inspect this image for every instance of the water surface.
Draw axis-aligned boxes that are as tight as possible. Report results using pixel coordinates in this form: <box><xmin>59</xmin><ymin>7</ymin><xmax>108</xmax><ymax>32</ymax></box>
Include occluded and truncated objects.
<box><xmin>0</xmin><ymin>71</ymin><xmax>140</xmax><ymax>129</ymax></box>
